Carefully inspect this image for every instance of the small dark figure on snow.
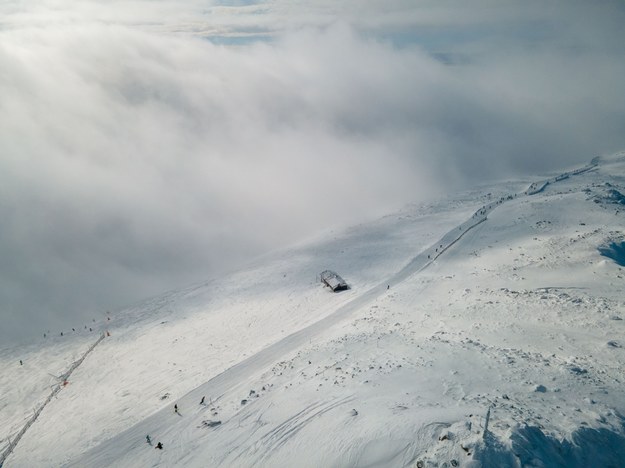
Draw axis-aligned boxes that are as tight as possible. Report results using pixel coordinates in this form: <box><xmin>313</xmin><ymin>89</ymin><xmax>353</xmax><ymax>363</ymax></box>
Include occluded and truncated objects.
<box><xmin>174</xmin><ymin>404</ymin><xmax>178</xmax><ymax>413</ymax></box>
<box><xmin>155</xmin><ymin>442</ymin><xmax>163</xmax><ymax>450</ymax></box>
<box><xmin>146</xmin><ymin>435</ymin><xmax>151</xmax><ymax>445</ymax></box>
<box><xmin>20</xmin><ymin>360</ymin><xmax>23</xmax><ymax>365</ymax></box>
<box><xmin>200</xmin><ymin>396</ymin><xmax>205</xmax><ymax>405</ymax></box>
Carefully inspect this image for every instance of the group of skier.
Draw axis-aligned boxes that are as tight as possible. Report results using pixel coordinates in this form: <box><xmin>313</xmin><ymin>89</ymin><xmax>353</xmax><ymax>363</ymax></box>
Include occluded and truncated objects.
<box><xmin>147</xmin><ymin>396</ymin><xmax>207</xmax><ymax>452</ymax></box>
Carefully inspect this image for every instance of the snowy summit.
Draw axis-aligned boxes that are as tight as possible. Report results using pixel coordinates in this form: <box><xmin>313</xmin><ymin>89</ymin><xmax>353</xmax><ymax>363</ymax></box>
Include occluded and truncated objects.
<box><xmin>2</xmin><ymin>153</ymin><xmax>625</xmax><ymax>467</ymax></box>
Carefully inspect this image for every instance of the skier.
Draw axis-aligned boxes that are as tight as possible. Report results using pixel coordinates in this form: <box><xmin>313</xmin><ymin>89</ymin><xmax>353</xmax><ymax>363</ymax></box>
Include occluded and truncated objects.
<box><xmin>155</xmin><ymin>442</ymin><xmax>163</xmax><ymax>450</ymax></box>
<box><xmin>174</xmin><ymin>404</ymin><xmax>178</xmax><ymax>413</ymax></box>
<box><xmin>200</xmin><ymin>396</ymin><xmax>205</xmax><ymax>405</ymax></box>
<box><xmin>146</xmin><ymin>435</ymin><xmax>151</xmax><ymax>445</ymax></box>
<box><xmin>20</xmin><ymin>360</ymin><xmax>23</xmax><ymax>365</ymax></box>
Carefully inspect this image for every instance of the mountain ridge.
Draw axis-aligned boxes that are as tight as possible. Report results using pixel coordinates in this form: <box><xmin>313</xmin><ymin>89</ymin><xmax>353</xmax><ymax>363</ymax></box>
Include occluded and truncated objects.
<box><xmin>2</xmin><ymin>153</ymin><xmax>625</xmax><ymax>467</ymax></box>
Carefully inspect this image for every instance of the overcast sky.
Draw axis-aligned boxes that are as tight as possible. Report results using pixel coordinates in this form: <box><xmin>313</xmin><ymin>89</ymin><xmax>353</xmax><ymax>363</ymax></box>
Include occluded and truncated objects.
<box><xmin>1</xmin><ymin>0</ymin><xmax>624</xmax><ymax>344</ymax></box>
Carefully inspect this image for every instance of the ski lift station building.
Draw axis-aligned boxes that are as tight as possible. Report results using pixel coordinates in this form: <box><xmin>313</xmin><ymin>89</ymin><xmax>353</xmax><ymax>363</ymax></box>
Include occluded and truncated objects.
<box><xmin>320</xmin><ymin>270</ymin><xmax>349</xmax><ymax>292</ymax></box>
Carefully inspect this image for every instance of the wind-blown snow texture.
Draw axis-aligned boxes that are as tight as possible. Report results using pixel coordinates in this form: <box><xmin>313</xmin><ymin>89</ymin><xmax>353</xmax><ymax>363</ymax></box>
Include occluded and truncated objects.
<box><xmin>2</xmin><ymin>153</ymin><xmax>625</xmax><ymax>467</ymax></box>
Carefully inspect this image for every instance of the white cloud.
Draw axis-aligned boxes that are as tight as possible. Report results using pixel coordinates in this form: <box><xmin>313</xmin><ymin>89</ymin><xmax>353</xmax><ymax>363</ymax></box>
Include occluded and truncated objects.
<box><xmin>1</xmin><ymin>1</ymin><xmax>624</xmax><ymax>343</ymax></box>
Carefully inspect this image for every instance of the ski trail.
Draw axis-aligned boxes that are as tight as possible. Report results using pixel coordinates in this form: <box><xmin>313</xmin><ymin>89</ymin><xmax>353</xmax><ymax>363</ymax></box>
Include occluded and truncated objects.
<box><xmin>0</xmin><ymin>333</ymin><xmax>107</xmax><ymax>468</ymax></box>
<box><xmin>231</xmin><ymin>395</ymin><xmax>355</xmax><ymax>466</ymax></box>
<box><xmin>69</xmin><ymin>160</ymin><xmax>598</xmax><ymax>467</ymax></box>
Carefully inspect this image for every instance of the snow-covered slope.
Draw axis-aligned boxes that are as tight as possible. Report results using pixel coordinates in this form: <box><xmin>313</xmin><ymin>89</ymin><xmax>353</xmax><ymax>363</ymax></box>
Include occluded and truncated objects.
<box><xmin>2</xmin><ymin>153</ymin><xmax>625</xmax><ymax>467</ymax></box>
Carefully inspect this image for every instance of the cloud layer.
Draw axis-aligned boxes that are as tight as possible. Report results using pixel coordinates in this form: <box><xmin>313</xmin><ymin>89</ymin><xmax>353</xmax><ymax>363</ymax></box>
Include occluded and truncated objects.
<box><xmin>1</xmin><ymin>1</ymin><xmax>624</xmax><ymax>343</ymax></box>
